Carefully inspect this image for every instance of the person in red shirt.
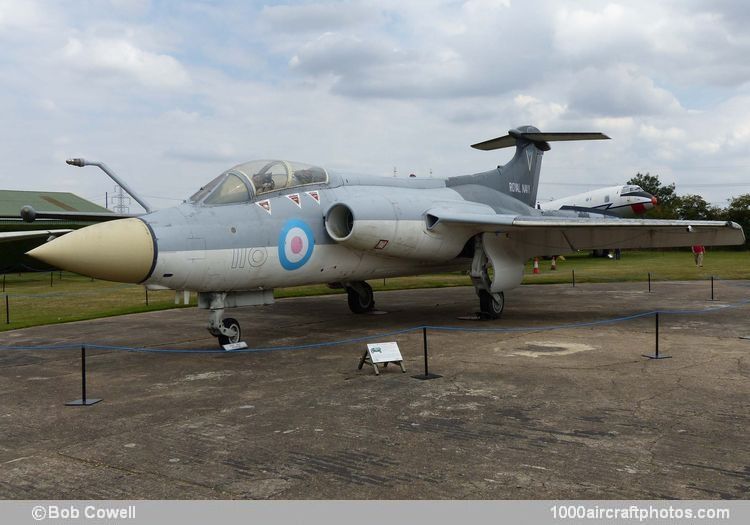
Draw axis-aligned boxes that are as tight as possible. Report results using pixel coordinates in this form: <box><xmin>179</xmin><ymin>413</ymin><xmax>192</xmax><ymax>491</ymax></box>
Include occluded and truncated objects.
<box><xmin>692</xmin><ymin>245</ymin><xmax>705</xmax><ymax>267</ymax></box>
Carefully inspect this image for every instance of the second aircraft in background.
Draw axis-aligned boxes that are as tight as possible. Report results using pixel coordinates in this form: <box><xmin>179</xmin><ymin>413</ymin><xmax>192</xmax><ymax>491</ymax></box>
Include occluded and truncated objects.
<box><xmin>539</xmin><ymin>185</ymin><xmax>657</xmax><ymax>217</ymax></box>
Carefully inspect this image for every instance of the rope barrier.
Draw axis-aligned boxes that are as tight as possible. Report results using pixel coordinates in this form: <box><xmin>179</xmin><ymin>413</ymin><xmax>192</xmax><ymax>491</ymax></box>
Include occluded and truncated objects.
<box><xmin>1</xmin><ymin>295</ymin><xmax>748</xmax><ymax>354</ymax></box>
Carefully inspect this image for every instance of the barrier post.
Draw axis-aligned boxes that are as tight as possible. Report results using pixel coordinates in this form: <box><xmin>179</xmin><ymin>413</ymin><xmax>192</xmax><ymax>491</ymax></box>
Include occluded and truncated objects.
<box><xmin>145</xmin><ymin>288</ymin><xmax>149</xmax><ymax>306</ymax></box>
<box><xmin>50</xmin><ymin>272</ymin><xmax>53</xmax><ymax>287</ymax></box>
<box><xmin>4</xmin><ymin>294</ymin><xmax>8</xmax><ymax>324</ymax></box>
<box><xmin>648</xmin><ymin>272</ymin><xmax>651</xmax><ymax>293</ymax></box>
<box><xmin>711</xmin><ymin>276</ymin><xmax>715</xmax><ymax>301</ymax></box>
<box><xmin>66</xmin><ymin>345</ymin><xmax>102</xmax><ymax>406</ymax></box>
<box><xmin>572</xmin><ymin>269</ymin><xmax>576</xmax><ymax>287</ymax></box>
<box><xmin>642</xmin><ymin>312</ymin><xmax>671</xmax><ymax>360</ymax></box>
<box><xmin>412</xmin><ymin>327</ymin><xmax>442</xmax><ymax>380</ymax></box>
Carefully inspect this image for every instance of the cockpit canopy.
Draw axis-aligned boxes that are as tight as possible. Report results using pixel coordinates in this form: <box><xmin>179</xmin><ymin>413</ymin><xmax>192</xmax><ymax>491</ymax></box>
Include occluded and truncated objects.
<box><xmin>622</xmin><ymin>185</ymin><xmax>645</xmax><ymax>194</ymax></box>
<box><xmin>190</xmin><ymin>160</ymin><xmax>328</xmax><ymax>205</ymax></box>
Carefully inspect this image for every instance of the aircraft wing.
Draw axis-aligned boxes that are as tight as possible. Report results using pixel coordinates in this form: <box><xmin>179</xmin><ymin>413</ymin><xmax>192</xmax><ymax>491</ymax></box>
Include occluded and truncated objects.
<box><xmin>427</xmin><ymin>210</ymin><xmax>745</xmax><ymax>256</ymax></box>
<box><xmin>0</xmin><ymin>229</ymin><xmax>73</xmax><ymax>243</ymax></box>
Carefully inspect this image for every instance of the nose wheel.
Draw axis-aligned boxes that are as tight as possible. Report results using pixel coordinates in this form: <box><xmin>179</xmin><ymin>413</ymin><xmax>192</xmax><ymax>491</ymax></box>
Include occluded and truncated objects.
<box><xmin>205</xmin><ymin>292</ymin><xmax>244</xmax><ymax>348</ymax></box>
<box><xmin>346</xmin><ymin>281</ymin><xmax>375</xmax><ymax>313</ymax></box>
<box><xmin>217</xmin><ymin>317</ymin><xmax>241</xmax><ymax>346</ymax></box>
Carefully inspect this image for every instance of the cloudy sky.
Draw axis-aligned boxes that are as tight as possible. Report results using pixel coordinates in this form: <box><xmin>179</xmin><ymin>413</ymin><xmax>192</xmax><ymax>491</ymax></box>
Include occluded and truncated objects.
<box><xmin>1</xmin><ymin>0</ymin><xmax>749</xmax><ymax>211</ymax></box>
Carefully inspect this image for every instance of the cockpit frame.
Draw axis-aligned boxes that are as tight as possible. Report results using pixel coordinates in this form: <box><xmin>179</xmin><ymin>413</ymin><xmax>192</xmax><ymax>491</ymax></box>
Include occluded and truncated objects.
<box><xmin>190</xmin><ymin>159</ymin><xmax>328</xmax><ymax>206</ymax></box>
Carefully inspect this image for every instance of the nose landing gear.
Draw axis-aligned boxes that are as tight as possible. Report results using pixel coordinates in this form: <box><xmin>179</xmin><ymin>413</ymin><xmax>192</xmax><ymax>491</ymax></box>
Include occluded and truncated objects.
<box><xmin>206</xmin><ymin>292</ymin><xmax>242</xmax><ymax>347</ymax></box>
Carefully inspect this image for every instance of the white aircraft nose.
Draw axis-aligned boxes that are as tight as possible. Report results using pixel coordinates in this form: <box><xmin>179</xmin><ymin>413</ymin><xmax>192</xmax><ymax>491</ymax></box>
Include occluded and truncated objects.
<box><xmin>26</xmin><ymin>218</ymin><xmax>155</xmax><ymax>283</ymax></box>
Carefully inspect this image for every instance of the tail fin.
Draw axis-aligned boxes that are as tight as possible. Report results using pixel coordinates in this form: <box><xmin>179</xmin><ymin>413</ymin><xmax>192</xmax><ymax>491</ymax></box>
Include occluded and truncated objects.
<box><xmin>453</xmin><ymin>125</ymin><xmax>609</xmax><ymax>208</ymax></box>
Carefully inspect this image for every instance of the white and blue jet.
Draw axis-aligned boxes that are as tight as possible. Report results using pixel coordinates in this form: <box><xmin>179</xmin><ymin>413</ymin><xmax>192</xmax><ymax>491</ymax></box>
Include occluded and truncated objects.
<box><xmin>539</xmin><ymin>184</ymin><xmax>658</xmax><ymax>217</ymax></box>
<box><xmin>28</xmin><ymin>126</ymin><xmax>745</xmax><ymax>347</ymax></box>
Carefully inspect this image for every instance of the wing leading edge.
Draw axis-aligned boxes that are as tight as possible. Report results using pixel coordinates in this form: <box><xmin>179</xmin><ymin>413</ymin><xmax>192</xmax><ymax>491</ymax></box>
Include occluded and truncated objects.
<box><xmin>426</xmin><ymin>210</ymin><xmax>745</xmax><ymax>256</ymax></box>
<box><xmin>0</xmin><ymin>229</ymin><xmax>73</xmax><ymax>243</ymax></box>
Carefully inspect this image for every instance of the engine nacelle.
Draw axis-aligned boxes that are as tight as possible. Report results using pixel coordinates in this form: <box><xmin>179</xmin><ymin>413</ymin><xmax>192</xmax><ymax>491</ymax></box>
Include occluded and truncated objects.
<box><xmin>324</xmin><ymin>200</ymin><xmax>467</xmax><ymax>261</ymax></box>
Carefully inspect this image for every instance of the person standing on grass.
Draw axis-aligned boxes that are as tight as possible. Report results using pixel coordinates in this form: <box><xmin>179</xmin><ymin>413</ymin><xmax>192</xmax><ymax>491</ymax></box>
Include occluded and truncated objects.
<box><xmin>692</xmin><ymin>245</ymin><xmax>705</xmax><ymax>267</ymax></box>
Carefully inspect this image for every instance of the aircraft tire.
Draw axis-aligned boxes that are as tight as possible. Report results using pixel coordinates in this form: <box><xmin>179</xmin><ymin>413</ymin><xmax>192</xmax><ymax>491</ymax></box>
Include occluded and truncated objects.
<box><xmin>217</xmin><ymin>317</ymin><xmax>241</xmax><ymax>346</ymax></box>
<box><xmin>479</xmin><ymin>290</ymin><xmax>504</xmax><ymax>319</ymax></box>
<box><xmin>347</xmin><ymin>282</ymin><xmax>375</xmax><ymax>314</ymax></box>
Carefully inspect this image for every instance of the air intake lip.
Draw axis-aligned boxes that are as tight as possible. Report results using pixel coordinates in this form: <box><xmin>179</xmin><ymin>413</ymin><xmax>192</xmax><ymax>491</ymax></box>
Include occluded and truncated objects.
<box><xmin>325</xmin><ymin>203</ymin><xmax>354</xmax><ymax>241</ymax></box>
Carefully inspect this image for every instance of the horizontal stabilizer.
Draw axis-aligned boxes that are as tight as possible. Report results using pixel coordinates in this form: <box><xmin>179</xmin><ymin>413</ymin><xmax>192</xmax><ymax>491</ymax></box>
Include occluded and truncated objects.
<box><xmin>472</xmin><ymin>130</ymin><xmax>610</xmax><ymax>151</ymax></box>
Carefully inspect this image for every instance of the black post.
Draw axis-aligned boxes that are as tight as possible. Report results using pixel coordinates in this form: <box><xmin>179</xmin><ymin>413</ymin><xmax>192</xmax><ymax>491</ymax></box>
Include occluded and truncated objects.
<box><xmin>412</xmin><ymin>327</ymin><xmax>441</xmax><ymax>380</ymax></box>
<box><xmin>572</xmin><ymin>269</ymin><xmax>576</xmax><ymax>287</ymax></box>
<box><xmin>81</xmin><ymin>346</ymin><xmax>87</xmax><ymax>403</ymax></box>
<box><xmin>145</xmin><ymin>288</ymin><xmax>149</xmax><ymax>306</ymax></box>
<box><xmin>711</xmin><ymin>276</ymin><xmax>715</xmax><ymax>301</ymax></box>
<box><xmin>65</xmin><ymin>345</ymin><xmax>102</xmax><ymax>406</ymax></box>
<box><xmin>50</xmin><ymin>272</ymin><xmax>53</xmax><ymax>287</ymax></box>
<box><xmin>5</xmin><ymin>295</ymin><xmax>8</xmax><ymax>325</ymax></box>
<box><xmin>642</xmin><ymin>311</ymin><xmax>671</xmax><ymax>360</ymax></box>
<box><xmin>648</xmin><ymin>272</ymin><xmax>651</xmax><ymax>293</ymax></box>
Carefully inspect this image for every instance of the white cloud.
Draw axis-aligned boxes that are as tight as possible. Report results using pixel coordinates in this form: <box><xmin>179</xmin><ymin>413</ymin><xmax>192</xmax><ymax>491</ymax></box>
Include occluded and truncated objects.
<box><xmin>260</xmin><ymin>2</ymin><xmax>379</xmax><ymax>33</ymax></box>
<box><xmin>566</xmin><ymin>66</ymin><xmax>683</xmax><ymax>117</ymax></box>
<box><xmin>61</xmin><ymin>37</ymin><xmax>189</xmax><ymax>89</ymax></box>
<box><xmin>0</xmin><ymin>0</ymin><xmax>44</xmax><ymax>30</ymax></box>
<box><xmin>1</xmin><ymin>0</ymin><xmax>750</xmax><ymax>210</ymax></box>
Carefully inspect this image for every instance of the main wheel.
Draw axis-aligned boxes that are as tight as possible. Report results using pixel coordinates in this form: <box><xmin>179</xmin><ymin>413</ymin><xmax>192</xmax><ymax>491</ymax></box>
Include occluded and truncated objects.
<box><xmin>217</xmin><ymin>317</ymin><xmax>241</xmax><ymax>346</ymax></box>
<box><xmin>479</xmin><ymin>290</ymin><xmax>504</xmax><ymax>319</ymax></box>
<box><xmin>347</xmin><ymin>282</ymin><xmax>375</xmax><ymax>313</ymax></box>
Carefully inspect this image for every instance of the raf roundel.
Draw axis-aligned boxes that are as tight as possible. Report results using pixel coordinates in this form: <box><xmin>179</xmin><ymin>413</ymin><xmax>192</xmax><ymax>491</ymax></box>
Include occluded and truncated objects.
<box><xmin>278</xmin><ymin>219</ymin><xmax>315</xmax><ymax>270</ymax></box>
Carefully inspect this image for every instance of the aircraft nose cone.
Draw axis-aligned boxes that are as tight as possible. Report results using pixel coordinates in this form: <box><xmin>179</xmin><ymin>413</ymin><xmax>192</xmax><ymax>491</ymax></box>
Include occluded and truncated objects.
<box><xmin>26</xmin><ymin>218</ymin><xmax>156</xmax><ymax>283</ymax></box>
<box><xmin>651</xmin><ymin>196</ymin><xmax>658</xmax><ymax>206</ymax></box>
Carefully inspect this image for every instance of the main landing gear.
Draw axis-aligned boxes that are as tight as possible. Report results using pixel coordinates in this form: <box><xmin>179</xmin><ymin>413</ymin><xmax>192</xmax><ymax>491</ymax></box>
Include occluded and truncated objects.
<box><xmin>345</xmin><ymin>281</ymin><xmax>375</xmax><ymax>314</ymax></box>
<box><xmin>206</xmin><ymin>292</ymin><xmax>242</xmax><ymax>346</ymax></box>
<box><xmin>470</xmin><ymin>236</ymin><xmax>505</xmax><ymax>319</ymax></box>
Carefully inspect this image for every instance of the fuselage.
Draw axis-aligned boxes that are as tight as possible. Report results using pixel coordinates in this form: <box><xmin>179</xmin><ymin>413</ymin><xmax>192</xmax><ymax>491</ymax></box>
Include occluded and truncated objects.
<box><xmin>26</xmin><ymin>157</ymin><xmax>552</xmax><ymax>294</ymax></box>
<box><xmin>141</xmin><ymin>168</ymin><xmax>533</xmax><ymax>293</ymax></box>
<box><xmin>539</xmin><ymin>185</ymin><xmax>656</xmax><ymax>217</ymax></box>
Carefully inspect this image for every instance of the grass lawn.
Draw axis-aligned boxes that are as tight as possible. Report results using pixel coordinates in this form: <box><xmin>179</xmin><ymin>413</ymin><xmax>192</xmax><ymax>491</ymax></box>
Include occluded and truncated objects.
<box><xmin>1</xmin><ymin>249</ymin><xmax>748</xmax><ymax>333</ymax></box>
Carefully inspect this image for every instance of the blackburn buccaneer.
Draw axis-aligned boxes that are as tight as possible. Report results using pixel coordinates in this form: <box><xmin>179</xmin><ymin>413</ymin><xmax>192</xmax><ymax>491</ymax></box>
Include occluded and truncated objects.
<box><xmin>27</xmin><ymin>126</ymin><xmax>745</xmax><ymax>347</ymax></box>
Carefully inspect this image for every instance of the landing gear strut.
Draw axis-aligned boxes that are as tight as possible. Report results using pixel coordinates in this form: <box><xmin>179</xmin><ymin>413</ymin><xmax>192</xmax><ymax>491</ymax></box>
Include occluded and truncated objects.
<box><xmin>346</xmin><ymin>281</ymin><xmax>375</xmax><ymax>313</ymax></box>
<box><xmin>206</xmin><ymin>292</ymin><xmax>242</xmax><ymax>346</ymax></box>
<box><xmin>470</xmin><ymin>236</ymin><xmax>505</xmax><ymax>319</ymax></box>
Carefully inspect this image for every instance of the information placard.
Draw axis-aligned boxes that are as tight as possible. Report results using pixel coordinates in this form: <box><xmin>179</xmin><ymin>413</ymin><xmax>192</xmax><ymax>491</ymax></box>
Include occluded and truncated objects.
<box><xmin>366</xmin><ymin>342</ymin><xmax>402</xmax><ymax>364</ymax></box>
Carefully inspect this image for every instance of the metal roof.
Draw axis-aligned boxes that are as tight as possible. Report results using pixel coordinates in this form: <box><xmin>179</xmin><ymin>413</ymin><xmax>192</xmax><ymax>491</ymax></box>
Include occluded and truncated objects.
<box><xmin>0</xmin><ymin>190</ymin><xmax>109</xmax><ymax>216</ymax></box>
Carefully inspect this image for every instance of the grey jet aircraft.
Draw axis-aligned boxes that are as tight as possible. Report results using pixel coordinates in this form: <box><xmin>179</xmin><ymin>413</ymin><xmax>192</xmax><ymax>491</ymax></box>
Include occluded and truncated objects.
<box><xmin>27</xmin><ymin>126</ymin><xmax>745</xmax><ymax>347</ymax></box>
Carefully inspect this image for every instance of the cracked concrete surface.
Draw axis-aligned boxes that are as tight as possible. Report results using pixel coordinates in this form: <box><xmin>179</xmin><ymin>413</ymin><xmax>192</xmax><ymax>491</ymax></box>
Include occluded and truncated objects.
<box><xmin>0</xmin><ymin>280</ymin><xmax>749</xmax><ymax>499</ymax></box>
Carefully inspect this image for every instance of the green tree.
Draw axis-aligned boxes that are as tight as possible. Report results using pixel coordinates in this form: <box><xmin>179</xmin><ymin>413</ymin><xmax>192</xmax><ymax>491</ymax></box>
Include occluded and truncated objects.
<box><xmin>721</xmin><ymin>193</ymin><xmax>750</xmax><ymax>247</ymax></box>
<box><xmin>674</xmin><ymin>194</ymin><xmax>721</xmax><ymax>220</ymax></box>
<box><xmin>627</xmin><ymin>172</ymin><xmax>678</xmax><ymax>218</ymax></box>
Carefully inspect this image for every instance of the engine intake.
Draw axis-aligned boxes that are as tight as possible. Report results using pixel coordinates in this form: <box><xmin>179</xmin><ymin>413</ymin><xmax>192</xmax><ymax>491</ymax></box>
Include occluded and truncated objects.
<box><xmin>325</xmin><ymin>203</ymin><xmax>354</xmax><ymax>241</ymax></box>
<box><xmin>324</xmin><ymin>199</ymin><xmax>466</xmax><ymax>261</ymax></box>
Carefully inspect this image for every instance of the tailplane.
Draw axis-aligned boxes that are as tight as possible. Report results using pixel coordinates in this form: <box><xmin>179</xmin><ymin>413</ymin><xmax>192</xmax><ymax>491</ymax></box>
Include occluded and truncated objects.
<box><xmin>449</xmin><ymin>126</ymin><xmax>609</xmax><ymax>208</ymax></box>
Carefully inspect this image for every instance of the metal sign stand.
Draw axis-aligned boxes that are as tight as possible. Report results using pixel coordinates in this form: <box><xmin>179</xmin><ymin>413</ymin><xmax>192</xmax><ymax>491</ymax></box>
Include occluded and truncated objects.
<box><xmin>66</xmin><ymin>345</ymin><xmax>102</xmax><ymax>406</ymax></box>
<box><xmin>358</xmin><ymin>342</ymin><xmax>406</xmax><ymax>375</ymax></box>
